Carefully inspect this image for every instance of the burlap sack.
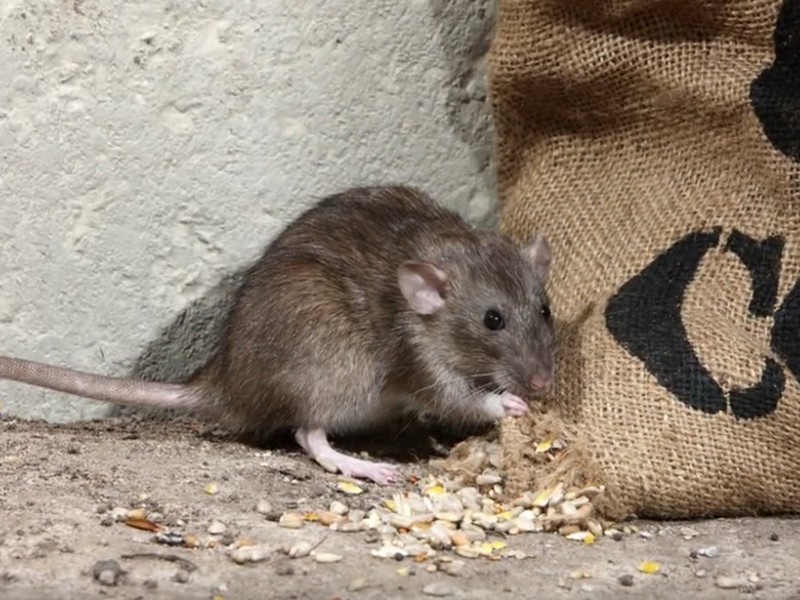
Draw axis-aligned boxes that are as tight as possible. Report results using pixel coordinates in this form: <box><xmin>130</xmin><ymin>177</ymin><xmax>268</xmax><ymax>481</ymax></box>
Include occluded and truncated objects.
<box><xmin>489</xmin><ymin>0</ymin><xmax>800</xmax><ymax>519</ymax></box>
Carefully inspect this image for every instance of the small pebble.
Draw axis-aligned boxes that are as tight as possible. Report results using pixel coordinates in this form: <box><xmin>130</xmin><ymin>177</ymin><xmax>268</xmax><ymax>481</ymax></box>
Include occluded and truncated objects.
<box><xmin>348</xmin><ymin>577</ymin><xmax>369</xmax><ymax>591</ymax></box>
<box><xmin>173</xmin><ymin>569</ymin><xmax>191</xmax><ymax>584</ymax></box>
<box><xmin>92</xmin><ymin>559</ymin><xmax>122</xmax><ymax>587</ymax></box>
<box><xmin>618</xmin><ymin>574</ymin><xmax>634</xmax><ymax>587</ymax></box>
<box><xmin>422</xmin><ymin>581</ymin><xmax>458</xmax><ymax>597</ymax></box>
<box><xmin>770</xmin><ymin>532</ymin><xmax>779</xmax><ymax>542</ymax></box>
<box><xmin>207</xmin><ymin>521</ymin><xmax>227</xmax><ymax>535</ymax></box>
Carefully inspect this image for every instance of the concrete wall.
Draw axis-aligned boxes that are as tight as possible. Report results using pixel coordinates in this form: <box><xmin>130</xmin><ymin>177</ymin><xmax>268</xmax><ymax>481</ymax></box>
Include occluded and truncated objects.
<box><xmin>0</xmin><ymin>0</ymin><xmax>498</xmax><ymax>421</ymax></box>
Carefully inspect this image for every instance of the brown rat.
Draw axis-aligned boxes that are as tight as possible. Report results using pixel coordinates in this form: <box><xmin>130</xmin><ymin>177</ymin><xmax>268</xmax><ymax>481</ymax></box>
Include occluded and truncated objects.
<box><xmin>0</xmin><ymin>185</ymin><xmax>554</xmax><ymax>484</ymax></box>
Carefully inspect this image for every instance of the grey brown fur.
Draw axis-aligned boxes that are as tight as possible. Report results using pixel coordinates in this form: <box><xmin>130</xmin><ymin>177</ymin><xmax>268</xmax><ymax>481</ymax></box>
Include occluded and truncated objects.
<box><xmin>0</xmin><ymin>185</ymin><xmax>554</xmax><ymax>484</ymax></box>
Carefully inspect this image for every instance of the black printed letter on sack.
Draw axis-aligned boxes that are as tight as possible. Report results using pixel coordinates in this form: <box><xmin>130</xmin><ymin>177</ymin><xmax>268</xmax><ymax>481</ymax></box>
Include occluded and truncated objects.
<box><xmin>605</xmin><ymin>228</ymin><xmax>799</xmax><ymax>420</ymax></box>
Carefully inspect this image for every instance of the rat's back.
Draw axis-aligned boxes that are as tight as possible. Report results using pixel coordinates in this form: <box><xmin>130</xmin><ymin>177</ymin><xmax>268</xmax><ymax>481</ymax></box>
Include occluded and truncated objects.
<box><xmin>206</xmin><ymin>185</ymin><xmax>473</xmax><ymax>434</ymax></box>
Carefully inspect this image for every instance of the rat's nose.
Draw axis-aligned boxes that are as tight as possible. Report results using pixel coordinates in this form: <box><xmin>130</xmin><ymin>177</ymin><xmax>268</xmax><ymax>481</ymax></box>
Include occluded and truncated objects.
<box><xmin>529</xmin><ymin>372</ymin><xmax>553</xmax><ymax>392</ymax></box>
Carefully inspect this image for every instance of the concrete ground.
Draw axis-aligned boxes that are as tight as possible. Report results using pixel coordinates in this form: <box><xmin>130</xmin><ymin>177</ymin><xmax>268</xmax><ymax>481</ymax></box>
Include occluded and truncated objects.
<box><xmin>1</xmin><ymin>417</ymin><xmax>799</xmax><ymax>600</ymax></box>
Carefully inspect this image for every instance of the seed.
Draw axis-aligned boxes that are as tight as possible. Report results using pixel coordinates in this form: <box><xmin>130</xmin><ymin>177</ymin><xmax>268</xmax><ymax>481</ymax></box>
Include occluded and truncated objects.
<box><xmin>337</xmin><ymin>521</ymin><xmax>362</xmax><ymax>533</ymax></box>
<box><xmin>314</xmin><ymin>552</ymin><xmax>343</xmax><ymax>563</ymax></box>
<box><xmin>371</xmin><ymin>545</ymin><xmax>408</xmax><ymax>559</ymax></box>
<box><xmin>475</xmin><ymin>473</ymin><xmax>502</xmax><ymax>486</ymax></box>
<box><xmin>559</xmin><ymin>501</ymin><xmax>578</xmax><ymax>517</ymax></box>
<box><xmin>559</xmin><ymin>524</ymin><xmax>581</xmax><ymax>536</ymax></box>
<box><xmin>576</xmin><ymin>485</ymin><xmax>603</xmax><ymax>498</ymax></box>
<box><xmin>638</xmin><ymin>561</ymin><xmax>660</xmax><ymax>574</ymax></box>
<box><xmin>460</xmin><ymin>525</ymin><xmax>487</xmax><ymax>542</ymax></box>
<box><xmin>388</xmin><ymin>515</ymin><xmax>416</xmax><ymax>530</ymax></box>
<box><xmin>424</xmin><ymin>483</ymin><xmax>446</xmax><ymax>496</ymax></box>
<box><xmin>229</xmin><ymin>544</ymin><xmax>274</xmax><ymax>564</ymax></box>
<box><xmin>495</xmin><ymin>520</ymin><xmax>516</xmax><ymax>533</ymax></box>
<box><xmin>472</xmin><ymin>513</ymin><xmax>497</xmax><ymax>530</ymax></box>
<box><xmin>696</xmin><ymin>546</ymin><xmax>720</xmax><ymax>558</ymax></box>
<box><xmin>348</xmin><ymin>577</ymin><xmax>368</xmax><ymax>591</ymax></box>
<box><xmin>318</xmin><ymin>511</ymin><xmax>344</xmax><ymax>526</ymax></box>
<box><xmin>454</xmin><ymin>546</ymin><xmax>479</xmax><ymax>559</ymax></box>
<box><xmin>288</xmin><ymin>541</ymin><xmax>313</xmax><ymax>558</ymax></box>
<box><xmin>587</xmin><ymin>520</ymin><xmax>604</xmax><ymax>537</ymax></box>
<box><xmin>439</xmin><ymin>559</ymin><xmax>465</xmax><ymax>576</ymax></box>
<box><xmin>715</xmin><ymin>576</ymin><xmax>746</xmax><ymax>589</ymax></box>
<box><xmin>278</xmin><ymin>513</ymin><xmax>304</xmax><ymax>529</ymax></box>
<box><xmin>329</xmin><ymin>501</ymin><xmax>349</xmax><ymax>515</ymax></box>
<box><xmin>255</xmin><ymin>499</ymin><xmax>273</xmax><ymax>514</ymax></box>
<box><xmin>128</xmin><ymin>508</ymin><xmax>147</xmax><ymax>520</ymax></box>
<box><xmin>207</xmin><ymin>521</ymin><xmax>226</xmax><ymax>535</ymax></box>
<box><xmin>337</xmin><ymin>480</ymin><xmax>364</xmax><ymax>495</ymax></box>
<box><xmin>549</xmin><ymin>487</ymin><xmax>565</xmax><ymax>506</ymax></box>
<box><xmin>433</xmin><ymin>511</ymin><xmax>462</xmax><ymax>523</ymax></box>
<box><xmin>508</xmin><ymin>517</ymin><xmax>534</xmax><ymax>533</ymax></box>
<box><xmin>349</xmin><ymin>509</ymin><xmax>366</xmax><ymax>523</ymax></box>
<box><xmin>565</xmin><ymin>531</ymin><xmax>595</xmax><ymax>544</ymax></box>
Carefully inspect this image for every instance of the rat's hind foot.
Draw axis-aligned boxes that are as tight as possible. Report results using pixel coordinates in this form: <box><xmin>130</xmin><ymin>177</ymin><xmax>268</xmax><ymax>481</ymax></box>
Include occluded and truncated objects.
<box><xmin>294</xmin><ymin>427</ymin><xmax>399</xmax><ymax>485</ymax></box>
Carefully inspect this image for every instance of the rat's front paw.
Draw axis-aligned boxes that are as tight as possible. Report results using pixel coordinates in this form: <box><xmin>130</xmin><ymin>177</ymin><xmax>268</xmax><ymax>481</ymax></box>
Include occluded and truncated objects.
<box><xmin>499</xmin><ymin>392</ymin><xmax>529</xmax><ymax>417</ymax></box>
<box><xmin>482</xmin><ymin>391</ymin><xmax>529</xmax><ymax>420</ymax></box>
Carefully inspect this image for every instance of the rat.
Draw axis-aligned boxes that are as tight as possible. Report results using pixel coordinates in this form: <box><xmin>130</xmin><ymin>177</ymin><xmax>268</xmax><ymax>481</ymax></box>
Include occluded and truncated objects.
<box><xmin>0</xmin><ymin>185</ymin><xmax>555</xmax><ymax>484</ymax></box>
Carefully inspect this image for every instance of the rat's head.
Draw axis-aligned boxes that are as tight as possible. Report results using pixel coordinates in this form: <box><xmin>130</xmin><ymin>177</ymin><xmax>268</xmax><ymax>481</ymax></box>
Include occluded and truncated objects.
<box><xmin>397</xmin><ymin>232</ymin><xmax>555</xmax><ymax>400</ymax></box>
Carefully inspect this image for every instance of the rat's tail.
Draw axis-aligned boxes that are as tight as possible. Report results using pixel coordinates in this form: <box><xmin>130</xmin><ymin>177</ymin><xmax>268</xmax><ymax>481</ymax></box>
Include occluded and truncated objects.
<box><xmin>0</xmin><ymin>355</ymin><xmax>197</xmax><ymax>409</ymax></box>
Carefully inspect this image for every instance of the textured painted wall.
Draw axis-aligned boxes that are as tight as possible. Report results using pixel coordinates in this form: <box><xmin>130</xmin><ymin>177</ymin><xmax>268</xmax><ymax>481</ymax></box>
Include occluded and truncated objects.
<box><xmin>0</xmin><ymin>0</ymin><xmax>497</xmax><ymax>421</ymax></box>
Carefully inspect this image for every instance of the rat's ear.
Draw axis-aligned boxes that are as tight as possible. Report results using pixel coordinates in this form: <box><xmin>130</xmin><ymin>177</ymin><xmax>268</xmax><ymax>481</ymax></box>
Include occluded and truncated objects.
<box><xmin>523</xmin><ymin>233</ymin><xmax>551</xmax><ymax>284</ymax></box>
<box><xmin>397</xmin><ymin>261</ymin><xmax>449</xmax><ymax>315</ymax></box>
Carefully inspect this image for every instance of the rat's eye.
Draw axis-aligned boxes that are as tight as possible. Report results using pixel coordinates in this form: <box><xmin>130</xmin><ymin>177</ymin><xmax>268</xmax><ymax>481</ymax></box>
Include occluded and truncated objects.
<box><xmin>484</xmin><ymin>309</ymin><xmax>505</xmax><ymax>331</ymax></box>
<box><xmin>540</xmin><ymin>304</ymin><xmax>551</xmax><ymax>321</ymax></box>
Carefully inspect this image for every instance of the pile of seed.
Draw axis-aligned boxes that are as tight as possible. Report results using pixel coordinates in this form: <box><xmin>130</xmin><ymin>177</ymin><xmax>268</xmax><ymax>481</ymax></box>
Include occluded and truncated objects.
<box><xmin>101</xmin><ymin>434</ymin><xmax>623</xmax><ymax>568</ymax></box>
<box><xmin>276</xmin><ymin>435</ymin><xmax>621</xmax><ymax>563</ymax></box>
